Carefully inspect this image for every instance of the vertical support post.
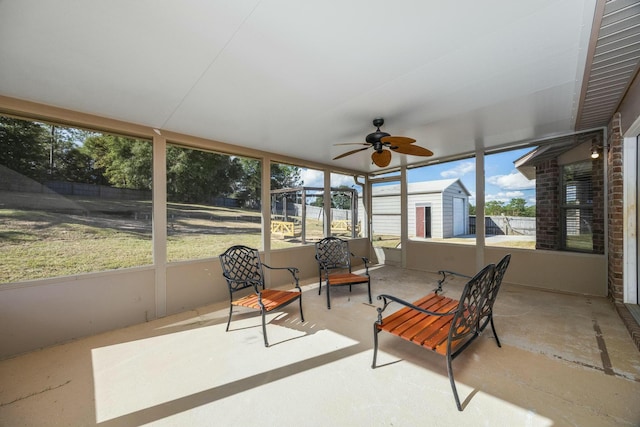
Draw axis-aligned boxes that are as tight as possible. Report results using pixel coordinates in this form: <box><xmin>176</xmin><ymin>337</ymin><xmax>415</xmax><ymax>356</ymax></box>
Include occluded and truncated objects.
<box><xmin>324</xmin><ymin>170</ymin><xmax>331</xmax><ymax>237</ymax></box>
<box><xmin>351</xmin><ymin>187</ymin><xmax>357</xmax><ymax>238</ymax></box>
<box><xmin>261</xmin><ymin>157</ymin><xmax>273</xmax><ymax>285</ymax></box>
<box><xmin>623</xmin><ymin>136</ymin><xmax>637</xmax><ymax>303</ymax></box>
<box><xmin>400</xmin><ymin>166</ymin><xmax>408</xmax><ymax>268</ymax></box>
<box><xmin>152</xmin><ymin>133</ymin><xmax>167</xmax><ymax>318</ymax></box>
<box><xmin>301</xmin><ymin>187</ymin><xmax>307</xmax><ymax>244</ymax></box>
<box><xmin>475</xmin><ymin>149</ymin><xmax>486</xmax><ymax>271</ymax></box>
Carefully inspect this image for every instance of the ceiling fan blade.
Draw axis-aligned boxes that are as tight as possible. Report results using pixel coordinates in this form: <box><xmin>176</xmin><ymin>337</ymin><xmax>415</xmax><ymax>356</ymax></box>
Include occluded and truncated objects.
<box><xmin>371</xmin><ymin>150</ymin><xmax>391</xmax><ymax>167</ymax></box>
<box><xmin>380</xmin><ymin>135</ymin><xmax>416</xmax><ymax>145</ymax></box>
<box><xmin>391</xmin><ymin>144</ymin><xmax>434</xmax><ymax>157</ymax></box>
<box><xmin>334</xmin><ymin>142</ymin><xmax>369</xmax><ymax>146</ymax></box>
<box><xmin>333</xmin><ymin>146</ymin><xmax>369</xmax><ymax>160</ymax></box>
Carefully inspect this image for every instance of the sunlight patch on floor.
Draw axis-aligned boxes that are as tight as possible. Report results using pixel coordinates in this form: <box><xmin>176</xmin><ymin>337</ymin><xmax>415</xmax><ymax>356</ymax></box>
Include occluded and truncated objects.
<box><xmin>92</xmin><ymin>317</ymin><xmax>357</xmax><ymax>423</ymax></box>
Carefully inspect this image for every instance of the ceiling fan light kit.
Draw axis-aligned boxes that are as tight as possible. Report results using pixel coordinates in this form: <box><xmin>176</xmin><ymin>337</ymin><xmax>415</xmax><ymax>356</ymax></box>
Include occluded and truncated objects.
<box><xmin>333</xmin><ymin>118</ymin><xmax>433</xmax><ymax>167</ymax></box>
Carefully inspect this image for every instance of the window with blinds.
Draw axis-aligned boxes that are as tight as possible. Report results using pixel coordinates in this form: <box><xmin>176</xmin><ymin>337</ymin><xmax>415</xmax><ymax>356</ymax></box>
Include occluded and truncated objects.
<box><xmin>562</xmin><ymin>161</ymin><xmax>593</xmax><ymax>251</ymax></box>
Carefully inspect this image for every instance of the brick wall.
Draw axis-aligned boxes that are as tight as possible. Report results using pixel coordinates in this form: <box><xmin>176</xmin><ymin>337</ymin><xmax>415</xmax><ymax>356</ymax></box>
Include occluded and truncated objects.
<box><xmin>592</xmin><ymin>136</ymin><xmax>605</xmax><ymax>254</ymax></box>
<box><xmin>534</xmin><ymin>132</ymin><xmax>605</xmax><ymax>254</ymax></box>
<box><xmin>536</xmin><ymin>158</ymin><xmax>560</xmax><ymax>250</ymax></box>
<box><xmin>607</xmin><ymin>113</ymin><xmax>624</xmax><ymax>303</ymax></box>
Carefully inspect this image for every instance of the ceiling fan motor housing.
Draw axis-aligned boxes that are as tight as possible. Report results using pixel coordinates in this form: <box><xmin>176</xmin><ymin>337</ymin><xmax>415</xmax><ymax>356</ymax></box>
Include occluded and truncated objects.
<box><xmin>366</xmin><ymin>131</ymin><xmax>390</xmax><ymax>146</ymax></box>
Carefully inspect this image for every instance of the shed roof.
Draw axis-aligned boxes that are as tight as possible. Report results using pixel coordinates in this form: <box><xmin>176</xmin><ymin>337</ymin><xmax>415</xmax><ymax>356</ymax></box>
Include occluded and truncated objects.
<box><xmin>372</xmin><ymin>178</ymin><xmax>470</xmax><ymax>197</ymax></box>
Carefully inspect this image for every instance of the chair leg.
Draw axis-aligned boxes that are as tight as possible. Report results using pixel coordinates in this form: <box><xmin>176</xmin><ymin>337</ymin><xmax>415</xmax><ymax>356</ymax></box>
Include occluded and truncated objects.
<box><xmin>372</xmin><ymin>324</ymin><xmax>379</xmax><ymax>368</ymax></box>
<box><xmin>298</xmin><ymin>296</ymin><xmax>305</xmax><ymax>322</ymax></box>
<box><xmin>262</xmin><ymin>310</ymin><xmax>269</xmax><ymax>347</ymax></box>
<box><xmin>367</xmin><ymin>279</ymin><xmax>372</xmax><ymax>304</ymax></box>
<box><xmin>326</xmin><ymin>280</ymin><xmax>331</xmax><ymax>309</ymax></box>
<box><xmin>226</xmin><ymin>304</ymin><xmax>233</xmax><ymax>332</ymax></box>
<box><xmin>318</xmin><ymin>270</ymin><xmax>322</xmax><ymax>295</ymax></box>
<box><xmin>446</xmin><ymin>354</ymin><xmax>463</xmax><ymax>411</ymax></box>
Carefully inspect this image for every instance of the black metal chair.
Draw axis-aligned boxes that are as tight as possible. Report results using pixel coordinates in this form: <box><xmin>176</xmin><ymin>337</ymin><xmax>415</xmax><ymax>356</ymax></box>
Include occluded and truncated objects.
<box><xmin>314</xmin><ymin>236</ymin><xmax>371</xmax><ymax>309</ymax></box>
<box><xmin>436</xmin><ymin>253</ymin><xmax>511</xmax><ymax>346</ymax></box>
<box><xmin>219</xmin><ymin>245</ymin><xmax>304</xmax><ymax>347</ymax></box>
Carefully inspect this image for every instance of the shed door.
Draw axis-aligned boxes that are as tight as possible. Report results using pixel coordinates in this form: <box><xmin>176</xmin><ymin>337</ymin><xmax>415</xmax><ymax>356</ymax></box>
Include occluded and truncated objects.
<box><xmin>415</xmin><ymin>206</ymin><xmax>431</xmax><ymax>238</ymax></box>
<box><xmin>453</xmin><ymin>197</ymin><xmax>464</xmax><ymax>236</ymax></box>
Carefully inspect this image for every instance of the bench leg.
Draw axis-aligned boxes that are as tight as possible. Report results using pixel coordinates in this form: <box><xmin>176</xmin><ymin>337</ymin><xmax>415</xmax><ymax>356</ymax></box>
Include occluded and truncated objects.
<box><xmin>480</xmin><ymin>314</ymin><xmax>501</xmax><ymax>348</ymax></box>
<box><xmin>489</xmin><ymin>316</ymin><xmax>501</xmax><ymax>347</ymax></box>
<box><xmin>446</xmin><ymin>355</ymin><xmax>463</xmax><ymax>411</ymax></box>
<box><xmin>371</xmin><ymin>324</ymin><xmax>380</xmax><ymax>368</ymax></box>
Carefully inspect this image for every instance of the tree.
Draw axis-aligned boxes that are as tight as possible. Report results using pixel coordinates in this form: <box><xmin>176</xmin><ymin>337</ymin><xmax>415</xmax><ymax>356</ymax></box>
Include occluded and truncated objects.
<box><xmin>49</xmin><ymin>126</ymin><xmax>98</xmax><ymax>183</ymax></box>
<box><xmin>234</xmin><ymin>158</ymin><xmax>261</xmax><ymax>208</ymax></box>
<box><xmin>270</xmin><ymin>163</ymin><xmax>302</xmax><ymax>189</ymax></box>
<box><xmin>331</xmin><ymin>186</ymin><xmax>353</xmax><ymax>209</ymax></box>
<box><xmin>237</xmin><ymin>161</ymin><xmax>303</xmax><ymax>209</ymax></box>
<box><xmin>83</xmin><ymin>134</ymin><xmax>152</xmax><ymax>189</ymax></box>
<box><xmin>485</xmin><ymin>200</ymin><xmax>505</xmax><ymax>216</ymax></box>
<box><xmin>469</xmin><ymin>203</ymin><xmax>476</xmax><ymax>215</ymax></box>
<box><xmin>524</xmin><ymin>204</ymin><xmax>536</xmax><ymax>217</ymax></box>
<box><xmin>504</xmin><ymin>197</ymin><xmax>527</xmax><ymax>216</ymax></box>
<box><xmin>166</xmin><ymin>146</ymin><xmax>243</xmax><ymax>204</ymax></box>
<box><xmin>0</xmin><ymin>116</ymin><xmax>50</xmax><ymax>181</ymax></box>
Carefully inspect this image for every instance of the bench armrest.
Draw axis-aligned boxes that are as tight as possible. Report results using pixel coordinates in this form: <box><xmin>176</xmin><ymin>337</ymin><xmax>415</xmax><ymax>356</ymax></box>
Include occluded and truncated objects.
<box><xmin>435</xmin><ymin>270</ymin><xmax>472</xmax><ymax>294</ymax></box>
<box><xmin>375</xmin><ymin>293</ymin><xmax>459</xmax><ymax>324</ymax></box>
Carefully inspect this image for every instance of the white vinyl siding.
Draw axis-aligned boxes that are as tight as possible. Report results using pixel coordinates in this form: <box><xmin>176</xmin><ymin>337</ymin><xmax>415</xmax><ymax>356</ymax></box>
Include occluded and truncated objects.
<box><xmin>366</xmin><ymin>179</ymin><xmax>469</xmax><ymax>239</ymax></box>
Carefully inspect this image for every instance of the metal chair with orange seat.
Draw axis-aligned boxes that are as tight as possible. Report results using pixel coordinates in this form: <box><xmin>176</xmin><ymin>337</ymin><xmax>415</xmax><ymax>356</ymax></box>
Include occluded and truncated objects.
<box><xmin>219</xmin><ymin>245</ymin><xmax>304</xmax><ymax>347</ymax></box>
<box><xmin>315</xmin><ymin>236</ymin><xmax>371</xmax><ymax>309</ymax></box>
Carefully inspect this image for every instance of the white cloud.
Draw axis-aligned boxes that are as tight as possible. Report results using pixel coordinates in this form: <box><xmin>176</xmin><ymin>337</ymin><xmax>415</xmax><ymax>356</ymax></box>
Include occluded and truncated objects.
<box><xmin>300</xmin><ymin>169</ymin><xmax>323</xmax><ymax>187</ymax></box>
<box><xmin>331</xmin><ymin>174</ymin><xmax>358</xmax><ymax>188</ymax></box>
<box><xmin>487</xmin><ymin>171</ymin><xmax>535</xmax><ymax>190</ymax></box>
<box><xmin>486</xmin><ymin>191</ymin><xmax>525</xmax><ymax>203</ymax></box>
<box><xmin>299</xmin><ymin>169</ymin><xmax>361</xmax><ymax>191</ymax></box>
<box><xmin>440</xmin><ymin>161</ymin><xmax>475</xmax><ymax>178</ymax></box>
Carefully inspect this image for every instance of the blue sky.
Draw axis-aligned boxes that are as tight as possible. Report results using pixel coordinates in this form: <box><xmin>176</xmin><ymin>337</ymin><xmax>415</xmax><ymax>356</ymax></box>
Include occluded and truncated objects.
<box><xmin>302</xmin><ymin>146</ymin><xmax>537</xmax><ymax>207</ymax></box>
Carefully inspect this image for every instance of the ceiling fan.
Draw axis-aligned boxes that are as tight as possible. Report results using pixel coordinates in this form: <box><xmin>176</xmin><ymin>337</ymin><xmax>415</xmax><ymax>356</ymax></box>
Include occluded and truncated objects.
<box><xmin>333</xmin><ymin>118</ymin><xmax>433</xmax><ymax>167</ymax></box>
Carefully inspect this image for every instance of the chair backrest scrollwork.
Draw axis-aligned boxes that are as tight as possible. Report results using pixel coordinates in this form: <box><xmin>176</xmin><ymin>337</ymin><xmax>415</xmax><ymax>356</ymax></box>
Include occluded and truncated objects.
<box><xmin>315</xmin><ymin>237</ymin><xmax>351</xmax><ymax>271</ymax></box>
<box><xmin>219</xmin><ymin>245</ymin><xmax>265</xmax><ymax>294</ymax></box>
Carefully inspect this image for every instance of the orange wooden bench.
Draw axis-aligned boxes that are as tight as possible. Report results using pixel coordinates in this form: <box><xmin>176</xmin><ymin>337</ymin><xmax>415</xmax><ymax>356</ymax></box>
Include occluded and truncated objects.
<box><xmin>436</xmin><ymin>254</ymin><xmax>511</xmax><ymax>346</ymax></box>
<box><xmin>372</xmin><ymin>263</ymin><xmax>496</xmax><ymax>411</ymax></box>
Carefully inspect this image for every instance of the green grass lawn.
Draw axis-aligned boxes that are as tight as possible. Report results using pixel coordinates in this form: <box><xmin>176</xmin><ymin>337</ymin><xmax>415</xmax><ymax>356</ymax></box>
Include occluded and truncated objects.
<box><xmin>0</xmin><ymin>195</ymin><xmax>328</xmax><ymax>282</ymax></box>
<box><xmin>0</xmin><ymin>192</ymin><xmax>542</xmax><ymax>283</ymax></box>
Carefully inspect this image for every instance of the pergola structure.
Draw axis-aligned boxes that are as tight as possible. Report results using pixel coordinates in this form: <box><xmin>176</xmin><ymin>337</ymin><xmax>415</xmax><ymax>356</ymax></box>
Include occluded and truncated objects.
<box><xmin>270</xmin><ymin>186</ymin><xmax>360</xmax><ymax>243</ymax></box>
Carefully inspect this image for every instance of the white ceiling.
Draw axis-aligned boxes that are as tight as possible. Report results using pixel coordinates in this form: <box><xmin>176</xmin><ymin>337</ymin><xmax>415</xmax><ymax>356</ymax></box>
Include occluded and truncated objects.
<box><xmin>0</xmin><ymin>0</ymin><xmax>601</xmax><ymax>173</ymax></box>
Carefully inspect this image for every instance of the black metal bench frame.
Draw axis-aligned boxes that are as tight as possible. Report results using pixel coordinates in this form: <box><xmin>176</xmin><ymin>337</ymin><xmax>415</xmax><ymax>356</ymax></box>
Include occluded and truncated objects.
<box><xmin>436</xmin><ymin>254</ymin><xmax>511</xmax><ymax>346</ymax></box>
<box><xmin>372</xmin><ymin>263</ymin><xmax>496</xmax><ymax>411</ymax></box>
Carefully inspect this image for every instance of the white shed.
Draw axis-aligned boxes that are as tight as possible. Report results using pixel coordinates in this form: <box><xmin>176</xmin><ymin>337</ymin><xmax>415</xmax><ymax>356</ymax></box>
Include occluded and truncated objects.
<box><xmin>366</xmin><ymin>178</ymin><xmax>470</xmax><ymax>239</ymax></box>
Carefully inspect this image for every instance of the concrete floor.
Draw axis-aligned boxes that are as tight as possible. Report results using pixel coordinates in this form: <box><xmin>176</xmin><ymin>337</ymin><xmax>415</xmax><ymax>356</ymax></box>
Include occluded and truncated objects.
<box><xmin>1</xmin><ymin>265</ymin><xmax>639</xmax><ymax>426</ymax></box>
